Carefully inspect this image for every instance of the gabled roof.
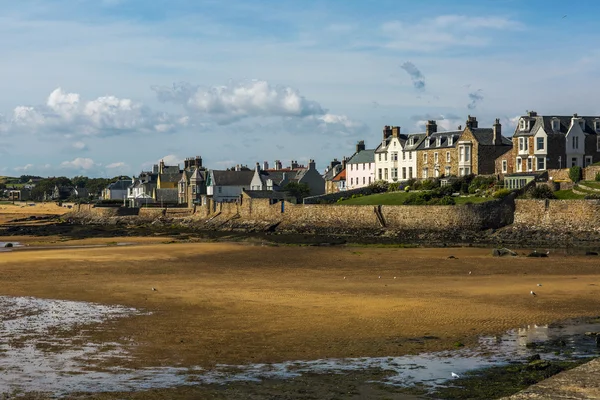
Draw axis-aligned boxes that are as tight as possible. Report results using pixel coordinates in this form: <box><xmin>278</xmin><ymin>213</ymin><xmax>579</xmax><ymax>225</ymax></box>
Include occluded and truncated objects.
<box><xmin>416</xmin><ymin>130</ymin><xmax>462</xmax><ymax>150</ymax></box>
<box><xmin>513</xmin><ymin>114</ymin><xmax>600</xmax><ymax>137</ymax></box>
<box><xmin>190</xmin><ymin>168</ymin><xmax>205</xmax><ymax>182</ymax></box>
<box><xmin>469</xmin><ymin>128</ymin><xmax>513</xmax><ymax>146</ymax></box>
<box><xmin>332</xmin><ymin>168</ymin><xmax>346</xmax><ymax>182</ymax></box>
<box><xmin>212</xmin><ymin>170</ymin><xmax>254</xmax><ymax>186</ymax></box>
<box><xmin>258</xmin><ymin>170</ymin><xmax>297</xmax><ymax>186</ymax></box>
<box><xmin>159</xmin><ymin>173</ymin><xmax>182</xmax><ymax>184</ymax></box>
<box><xmin>107</xmin><ymin>180</ymin><xmax>131</xmax><ymax>191</ymax></box>
<box><xmin>374</xmin><ymin>135</ymin><xmax>408</xmax><ymax>153</ymax></box>
<box><xmin>347</xmin><ymin>149</ymin><xmax>375</xmax><ymax>164</ymax></box>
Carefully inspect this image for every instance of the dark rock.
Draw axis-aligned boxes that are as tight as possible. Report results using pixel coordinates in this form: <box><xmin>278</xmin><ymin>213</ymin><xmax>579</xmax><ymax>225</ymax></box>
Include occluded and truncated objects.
<box><xmin>492</xmin><ymin>248</ymin><xmax>517</xmax><ymax>257</ymax></box>
<box><xmin>585</xmin><ymin>251</ymin><xmax>599</xmax><ymax>256</ymax></box>
<box><xmin>527</xmin><ymin>354</ymin><xmax>541</xmax><ymax>362</ymax></box>
<box><xmin>3</xmin><ymin>243</ymin><xmax>13</xmax><ymax>248</ymax></box>
<box><xmin>447</xmin><ymin>255</ymin><xmax>457</xmax><ymax>259</ymax></box>
<box><xmin>527</xmin><ymin>250</ymin><xmax>548</xmax><ymax>258</ymax></box>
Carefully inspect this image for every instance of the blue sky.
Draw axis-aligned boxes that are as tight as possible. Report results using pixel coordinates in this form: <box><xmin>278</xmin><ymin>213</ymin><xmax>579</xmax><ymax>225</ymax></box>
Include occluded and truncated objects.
<box><xmin>1</xmin><ymin>0</ymin><xmax>599</xmax><ymax>177</ymax></box>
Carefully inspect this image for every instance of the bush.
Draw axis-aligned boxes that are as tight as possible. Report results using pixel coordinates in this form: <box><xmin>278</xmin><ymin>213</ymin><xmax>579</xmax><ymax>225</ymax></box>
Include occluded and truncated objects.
<box><xmin>387</xmin><ymin>182</ymin><xmax>400</xmax><ymax>192</ymax></box>
<box><xmin>405</xmin><ymin>178</ymin><xmax>417</xmax><ymax>188</ymax></box>
<box><xmin>438</xmin><ymin>196</ymin><xmax>456</xmax><ymax>205</ymax></box>
<box><xmin>595</xmin><ymin>172</ymin><xmax>600</xmax><ymax>182</ymax></box>
<box><xmin>569</xmin><ymin>166</ymin><xmax>582</xmax><ymax>183</ymax></box>
<box><xmin>527</xmin><ymin>185</ymin><xmax>556</xmax><ymax>199</ymax></box>
<box><xmin>493</xmin><ymin>189</ymin><xmax>512</xmax><ymax>199</ymax></box>
<box><xmin>420</xmin><ymin>179</ymin><xmax>440</xmax><ymax>190</ymax></box>
<box><xmin>368</xmin><ymin>180</ymin><xmax>389</xmax><ymax>193</ymax></box>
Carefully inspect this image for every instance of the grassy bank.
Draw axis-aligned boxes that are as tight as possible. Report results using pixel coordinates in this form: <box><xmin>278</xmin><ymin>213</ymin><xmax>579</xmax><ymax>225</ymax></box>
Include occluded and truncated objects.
<box><xmin>337</xmin><ymin>191</ymin><xmax>492</xmax><ymax>205</ymax></box>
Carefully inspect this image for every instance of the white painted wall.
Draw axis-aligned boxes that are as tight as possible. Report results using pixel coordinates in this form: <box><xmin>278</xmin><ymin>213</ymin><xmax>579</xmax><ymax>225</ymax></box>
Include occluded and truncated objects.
<box><xmin>346</xmin><ymin>162</ymin><xmax>375</xmax><ymax>189</ymax></box>
<box><xmin>566</xmin><ymin>119</ymin><xmax>585</xmax><ymax>167</ymax></box>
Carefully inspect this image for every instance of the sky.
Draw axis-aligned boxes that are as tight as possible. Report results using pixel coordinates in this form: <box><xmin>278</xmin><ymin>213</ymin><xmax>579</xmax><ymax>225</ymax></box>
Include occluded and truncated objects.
<box><xmin>1</xmin><ymin>0</ymin><xmax>599</xmax><ymax>178</ymax></box>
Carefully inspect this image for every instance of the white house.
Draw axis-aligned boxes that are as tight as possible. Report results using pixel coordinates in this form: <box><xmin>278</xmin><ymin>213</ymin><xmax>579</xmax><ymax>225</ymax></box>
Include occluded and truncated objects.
<box><xmin>102</xmin><ymin>179</ymin><xmax>132</xmax><ymax>201</ymax></box>
<box><xmin>206</xmin><ymin>170</ymin><xmax>254</xmax><ymax>202</ymax></box>
<box><xmin>346</xmin><ymin>141</ymin><xmax>375</xmax><ymax>189</ymax></box>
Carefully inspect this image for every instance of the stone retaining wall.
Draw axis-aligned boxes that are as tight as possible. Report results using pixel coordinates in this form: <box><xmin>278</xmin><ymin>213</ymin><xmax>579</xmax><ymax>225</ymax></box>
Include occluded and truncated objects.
<box><xmin>513</xmin><ymin>199</ymin><xmax>600</xmax><ymax>232</ymax></box>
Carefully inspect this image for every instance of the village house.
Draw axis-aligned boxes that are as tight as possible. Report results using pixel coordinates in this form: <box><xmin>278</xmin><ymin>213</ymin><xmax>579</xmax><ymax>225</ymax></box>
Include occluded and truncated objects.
<box><xmin>102</xmin><ymin>180</ymin><xmax>130</xmax><ymax>201</ymax></box>
<box><xmin>206</xmin><ymin>169</ymin><xmax>254</xmax><ymax>202</ymax></box>
<box><xmin>178</xmin><ymin>156</ymin><xmax>207</xmax><ymax>205</ymax></box>
<box><xmin>153</xmin><ymin>159</ymin><xmax>182</xmax><ymax>204</ymax></box>
<box><xmin>330</xmin><ymin>168</ymin><xmax>346</xmax><ymax>192</ymax></box>
<box><xmin>323</xmin><ymin>158</ymin><xmax>347</xmax><ymax>194</ymax></box>
<box><xmin>346</xmin><ymin>141</ymin><xmax>376</xmax><ymax>189</ymax></box>
<box><xmin>501</xmin><ymin>111</ymin><xmax>600</xmax><ymax>176</ymax></box>
<box><xmin>415</xmin><ymin>116</ymin><xmax>512</xmax><ymax>179</ymax></box>
<box><xmin>51</xmin><ymin>185</ymin><xmax>88</xmax><ymax>201</ymax></box>
<box><xmin>374</xmin><ymin>126</ymin><xmax>407</xmax><ymax>182</ymax></box>
<box><xmin>250</xmin><ymin>159</ymin><xmax>326</xmax><ymax>196</ymax></box>
<box><xmin>127</xmin><ymin>171</ymin><xmax>157</xmax><ymax>207</ymax></box>
<box><xmin>8</xmin><ymin>188</ymin><xmax>30</xmax><ymax>201</ymax></box>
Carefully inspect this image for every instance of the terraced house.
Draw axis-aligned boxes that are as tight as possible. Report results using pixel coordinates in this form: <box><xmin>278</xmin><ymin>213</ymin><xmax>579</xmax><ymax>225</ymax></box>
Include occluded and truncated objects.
<box><xmin>346</xmin><ymin>141</ymin><xmax>375</xmax><ymax>189</ymax></box>
<box><xmin>502</xmin><ymin>111</ymin><xmax>600</xmax><ymax>175</ymax></box>
<box><xmin>374</xmin><ymin>126</ymin><xmax>407</xmax><ymax>182</ymax></box>
<box><xmin>415</xmin><ymin>116</ymin><xmax>512</xmax><ymax>178</ymax></box>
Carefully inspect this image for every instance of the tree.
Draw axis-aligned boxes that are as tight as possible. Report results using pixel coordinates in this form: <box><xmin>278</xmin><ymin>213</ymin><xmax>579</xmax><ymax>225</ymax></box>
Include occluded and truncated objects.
<box><xmin>283</xmin><ymin>182</ymin><xmax>310</xmax><ymax>203</ymax></box>
<box><xmin>72</xmin><ymin>175</ymin><xmax>89</xmax><ymax>188</ymax></box>
<box><xmin>29</xmin><ymin>177</ymin><xmax>73</xmax><ymax>201</ymax></box>
<box><xmin>569</xmin><ymin>166</ymin><xmax>582</xmax><ymax>183</ymax></box>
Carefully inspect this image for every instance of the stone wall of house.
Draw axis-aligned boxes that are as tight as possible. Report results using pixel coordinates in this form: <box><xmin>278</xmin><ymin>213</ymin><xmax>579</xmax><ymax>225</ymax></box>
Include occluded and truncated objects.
<box><xmin>513</xmin><ymin>199</ymin><xmax>600</xmax><ymax>231</ymax></box>
<box><xmin>583</xmin><ymin>166</ymin><xmax>600</xmax><ymax>181</ymax></box>
<box><xmin>416</xmin><ymin>143</ymin><xmax>457</xmax><ymax>179</ymax></box>
<box><xmin>547</xmin><ymin>168</ymin><xmax>571</xmax><ymax>181</ymax></box>
<box><xmin>494</xmin><ymin>147</ymin><xmax>515</xmax><ymax>178</ymax></box>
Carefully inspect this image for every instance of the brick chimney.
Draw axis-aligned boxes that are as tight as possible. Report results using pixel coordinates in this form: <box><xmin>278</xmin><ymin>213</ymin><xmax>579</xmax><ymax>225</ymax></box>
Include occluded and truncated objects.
<box><xmin>329</xmin><ymin>158</ymin><xmax>340</xmax><ymax>170</ymax></box>
<box><xmin>528</xmin><ymin>111</ymin><xmax>538</xmax><ymax>117</ymax></box>
<box><xmin>392</xmin><ymin>126</ymin><xmax>401</xmax><ymax>138</ymax></box>
<box><xmin>356</xmin><ymin>140</ymin><xmax>366</xmax><ymax>153</ymax></box>
<box><xmin>255</xmin><ymin>162</ymin><xmax>261</xmax><ymax>172</ymax></box>
<box><xmin>466</xmin><ymin>115</ymin><xmax>478</xmax><ymax>129</ymax></box>
<box><xmin>308</xmin><ymin>159</ymin><xmax>316</xmax><ymax>170</ymax></box>
<box><xmin>382</xmin><ymin>125</ymin><xmax>392</xmax><ymax>140</ymax></box>
<box><xmin>291</xmin><ymin>160</ymin><xmax>299</xmax><ymax>169</ymax></box>
<box><xmin>493</xmin><ymin>118</ymin><xmax>502</xmax><ymax>145</ymax></box>
<box><xmin>426</xmin><ymin>120</ymin><xmax>437</xmax><ymax>137</ymax></box>
<box><xmin>342</xmin><ymin>156</ymin><xmax>348</xmax><ymax>169</ymax></box>
<box><xmin>263</xmin><ymin>161</ymin><xmax>269</xmax><ymax>170</ymax></box>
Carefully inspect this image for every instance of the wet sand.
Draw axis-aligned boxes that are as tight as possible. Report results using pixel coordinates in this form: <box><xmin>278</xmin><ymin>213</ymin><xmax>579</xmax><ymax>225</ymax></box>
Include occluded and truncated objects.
<box><xmin>0</xmin><ymin>240</ymin><xmax>600</xmax><ymax>398</ymax></box>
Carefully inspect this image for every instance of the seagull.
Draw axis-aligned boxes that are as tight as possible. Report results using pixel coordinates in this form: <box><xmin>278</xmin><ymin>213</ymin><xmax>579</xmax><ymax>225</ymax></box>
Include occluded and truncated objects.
<box><xmin>537</xmin><ymin>284</ymin><xmax>542</xmax><ymax>287</ymax></box>
<box><xmin>343</xmin><ymin>277</ymin><xmax>346</xmax><ymax>280</ymax></box>
<box><xmin>378</xmin><ymin>276</ymin><xmax>381</xmax><ymax>279</ymax></box>
<box><xmin>469</xmin><ymin>271</ymin><xmax>472</xmax><ymax>275</ymax></box>
<box><xmin>451</xmin><ymin>372</ymin><xmax>460</xmax><ymax>378</ymax></box>
<box><xmin>394</xmin><ymin>277</ymin><xmax>397</xmax><ymax>279</ymax></box>
<box><xmin>151</xmin><ymin>287</ymin><xmax>157</xmax><ymax>291</ymax></box>
<box><xmin>562</xmin><ymin>15</ymin><xmax>567</xmax><ymax>19</ymax></box>
<box><xmin>530</xmin><ymin>291</ymin><xmax>537</xmax><ymax>296</ymax></box>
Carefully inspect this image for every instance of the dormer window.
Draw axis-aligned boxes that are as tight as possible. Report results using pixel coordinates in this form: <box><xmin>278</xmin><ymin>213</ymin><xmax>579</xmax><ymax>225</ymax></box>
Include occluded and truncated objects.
<box><xmin>436</xmin><ymin>137</ymin><xmax>441</xmax><ymax>147</ymax></box>
<box><xmin>409</xmin><ymin>137</ymin><xmax>414</xmax><ymax>146</ymax></box>
<box><xmin>595</xmin><ymin>121</ymin><xmax>600</xmax><ymax>132</ymax></box>
<box><xmin>519</xmin><ymin>119</ymin><xmax>526</xmax><ymax>131</ymax></box>
<box><xmin>425</xmin><ymin>139</ymin><xmax>430</xmax><ymax>148</ymax></box>
<box><xmin>448</xmin><ymin>136</ymin><xmax>454</xmax><ymax>146</ymax></box>
<box><xmin>552</xmin><ymin>119</ymin><xmax>560</xmax><ymax>131</ymax></box>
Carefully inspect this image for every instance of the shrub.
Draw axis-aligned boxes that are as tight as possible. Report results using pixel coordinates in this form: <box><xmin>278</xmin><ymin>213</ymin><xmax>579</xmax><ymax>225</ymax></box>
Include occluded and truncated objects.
<box><xmin>368</xmin><ymin>180</ymin><xmax>389</xmax><ymax>193</ymax></box>
<box><xmin>569</xmin><ymin>166</ymin><xmax>582</xmax><ymax>183</ymax></box>
<box><xmin>595</xmin><ymin>172</ymin><xmax>600</xmax><ymax>182</ymax></box>
<box><xmin>420</xmin><ymin>179</ymin><xmax>440</xmax><ymax>190</ymax></box>
<box><xmin>387</xmin><ymin>182</ymin><xmax>400</xmax><ymax>192</ymax></box>
<box><xmin>493</xmin><ymin>189</ymin><xmax>512</xmax><ymax>199</ymax></box>
<box><xmin>405</xmin><ymin>178</ymin><xmax>417</xmax><ymax>188</ymax></box>
<box><xmin>438</xmin><ymin>196</ymin><xmax>456</xmax><ymax>205</ymax></box>
<box><xmin>527</xmin><ymin>185</ymin><xmax>556</xmax><ymax>199</ymax></box>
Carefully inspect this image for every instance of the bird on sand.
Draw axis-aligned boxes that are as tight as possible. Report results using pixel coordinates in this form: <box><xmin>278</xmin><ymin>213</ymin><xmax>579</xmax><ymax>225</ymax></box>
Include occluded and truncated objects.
<box><xmin>378</xmin><ymin>276</ymin><xmax>381</xmax><ymax>279</ymax></box>
<box><xmin>537</xmin><ymin>284</ymin><xmax>542</xmax><ymax>287</ymax></box>
<box><xmin>151</xmin><ymin>287</ymin><xmax>157</xmax><ymax>291</ymax></box>
<box><xmin>469</xmin><ymin>271</ymin><xmax>472</xmax><ymax>275</ymax></box>
<box><xmin>451</xmin><ymin>372</ymin><xmax>460</xmax><ymax>378</ymax></box>
<box><xmin>530</xmin><ymin>291</ymin><xmax>537</xmax><ymax>296</ymax></box>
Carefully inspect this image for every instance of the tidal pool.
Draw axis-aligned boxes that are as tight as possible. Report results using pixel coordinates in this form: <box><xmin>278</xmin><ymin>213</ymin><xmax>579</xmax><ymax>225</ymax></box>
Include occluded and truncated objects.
<box><xmin>0</xmin><ymin>295</ymin><xmax>598</xmax><ymax>396</ymax></box>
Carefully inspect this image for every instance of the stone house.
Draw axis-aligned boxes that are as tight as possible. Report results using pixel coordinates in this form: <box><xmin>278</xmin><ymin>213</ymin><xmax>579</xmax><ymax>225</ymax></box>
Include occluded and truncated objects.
<box><xmin>330</xmin><ymin>168</ymin><xmax>346</xmax><ymax>193</ymax></box>
<box><xmin>503</xmin><ymin>111</ymin><xmax>600</xmax><ymax>175</ymax></box>
<box><xmin>323</xmin><ymin>158</ymin><xmax>347</xmax><ymax>194</ymax></box>
<box><xmin>177</xmin><ymin>156</ymin><xmax>207</xmax><ymax>206</ymax></box>
<box><xmin>346</xmin><ymin>141</ymin><xmax>376</xmax><ymax>189</ymax></box>
<box><xmin>415</xmin><ymin>116</ymin><xmax>512</xmax><ymax>179</ymax></box>
<box><xmin>127</xmin><ymin>172</ymin><xmax>157</xmax><ymax>207</ymax></box>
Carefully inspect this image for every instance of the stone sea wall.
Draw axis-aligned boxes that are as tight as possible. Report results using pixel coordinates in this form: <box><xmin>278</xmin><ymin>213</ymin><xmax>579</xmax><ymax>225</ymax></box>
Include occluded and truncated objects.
<box><xmin>513</xmin><ymin>199</ymin><xmax>600</xmax><ymax>232</ymax></box>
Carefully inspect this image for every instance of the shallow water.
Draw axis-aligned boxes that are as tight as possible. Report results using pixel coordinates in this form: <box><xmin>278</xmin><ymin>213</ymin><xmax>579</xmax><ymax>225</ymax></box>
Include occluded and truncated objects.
<box><xmin>0</xmin><ymin>242</ymin><xmax>22</xmax><ymax>251</ymax></box>
<box><xmin>0</xmin><ymin>295</ymin><xmax>599</xmax><ymax>396</ymax></box>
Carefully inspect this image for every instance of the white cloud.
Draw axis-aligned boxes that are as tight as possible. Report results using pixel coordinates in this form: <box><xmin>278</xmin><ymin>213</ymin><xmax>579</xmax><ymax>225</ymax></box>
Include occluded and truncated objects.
<box><xmin>413</xmin><ymin>114</ymin><xmax>463</xmax><ymax>132</ymax></box>
<box><xmin>60</xmin><ymin>157</ymin><xmax>98</xmax><ymax>170</ymax></box>
<box><xmin>380</xmin><ymin>15</ymin><xmax>521</xmax><ymax>51</ymax></box>
<box><xmin>14</xmin><ymin>164</ymin><xmax>34</xmax><ymax>172</ymax></box>
<box><xmin>152</xmin><ymin>80</ymin><xmax>326</xmax><ymax>123</ymax></box>
<box><xmin>106</xmin><ymin>162</ymin><xmax>128</xmax><ymax>169</ymax></box>
<box><xmin>9</xmin><ymin>88</ymin><xmax>184</xmax><ymax>136</ymax></box>
<box><xmin>72</xmin><ymin>141</ymin><xmax>88</xmax><ymax>151</ymax></box>
<box><xmin>160</xmin><ymin>154</ymin><xmax>183</xmax><ymax>166</ymax></box>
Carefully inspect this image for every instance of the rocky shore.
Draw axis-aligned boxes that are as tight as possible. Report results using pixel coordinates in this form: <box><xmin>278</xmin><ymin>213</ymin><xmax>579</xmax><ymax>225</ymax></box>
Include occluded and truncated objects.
<box><xmin>3</xmin><ymin>212</ymin><xmax>600</xmax><ymax>251</ymax></box>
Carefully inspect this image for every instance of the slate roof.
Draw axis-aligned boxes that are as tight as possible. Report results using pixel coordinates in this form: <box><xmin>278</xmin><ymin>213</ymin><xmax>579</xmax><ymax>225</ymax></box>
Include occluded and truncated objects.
<box><xmin>258</xmin><ymin>170</ymin><xmax>296</xmax><ymax>186</ymax></box>
<box><xmin>415</xmin><ymin>130</ymin><xmax>462</xmax><ymax>150</ymax></box>
<box><xmin>347</xmin><ymin>149</ymin><xmax>375</xmax><ymax>164</ymax></box>
<box><xmin>403</xmin><ymin>133</ymin><xmax>428</xmax><ymax>151</ymax></box>
<box><xmin>374</xmin><ymin>135</ymin><xmax>408</xmax><ymax>153</ymax></box>
<box><xmin>212</xmin><ymin>170</ymin><xmax>254</xmax><ymax>186</ymax></box>
<box><xmin>470</xmin><ymin>128</ymin><xmax>513</xmax><ymax>146</ymax></box>
<box><xmin>159</xmin><ymin>172</ymin><xmax>182</xmax><ymax>184</ymax></box>
<box><xmin>107</xmin><ymin>180</ymin><xmax>131</xmax><ymax>191</ymax></box>
<box><xmin>154</xmin><ymin>188</ymin><xmax>178</xmax><ymax>202</ymax></box>
<box><xmin>513</xmin><ymin>115</ymin><xmax>600</xmax><ymax>137</ymax></box>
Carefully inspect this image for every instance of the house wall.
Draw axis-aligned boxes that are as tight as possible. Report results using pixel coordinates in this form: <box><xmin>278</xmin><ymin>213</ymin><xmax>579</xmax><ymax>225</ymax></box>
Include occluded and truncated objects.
<box><xmin>346</xmin><ymin>162</ymin><xmax>375</xmax><ymax>189</ymax></box>
<box><xmin>479</xmin><ymin>145</ymin><xmax>512</xmax><ymax>175</ymax></box>
<box><xmin>208</xmin><ymin>185</ymin><xmax>249</xmax><ymax>202</ymax></box>
<box><xmin>375</xmin><ymin>135</ymin><xmax>404</xmax><ymax>182</ymax></box>
<box><xmin>495</xmin><ymin>147</ymin><xmax>515</xmax><ymax>178</ymax></box>
<box><xmin>416</xmin><ymin>142</ymin><xmax>457</xmax><ymax>179</ymax></box>
<box><xmin>298</xmin><ymin>168</ymin><xmax>326</xmax><ymax>196</ymax></box>
<box><xmin>106</xmin><ymin>189</ymin><xmax>127</xmax><ymax>200</ymax></box>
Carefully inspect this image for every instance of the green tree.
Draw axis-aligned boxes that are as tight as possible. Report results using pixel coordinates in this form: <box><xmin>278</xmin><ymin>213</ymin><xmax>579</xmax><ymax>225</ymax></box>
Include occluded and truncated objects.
<box><xmin>29</xmin><ymin>177</ymin><xmax>73</xmax><ymax>201</ymax></box>
<box><xmin>283</xmin><ymin>182</ymin><xmax>310</xmax><ymax>203</ymax></box>
<box><xmin>569</xmin><ymin>166</ymin><xmax>582</xmax><ymax>183</ymax></box>
<box><xmin>72</xmin><ymin>175</ymin><xmax>89</xmax><ymax>188</ymax></box>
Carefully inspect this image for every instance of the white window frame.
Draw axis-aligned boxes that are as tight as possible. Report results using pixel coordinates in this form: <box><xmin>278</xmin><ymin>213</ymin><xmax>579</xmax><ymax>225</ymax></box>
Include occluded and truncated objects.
<box><xmin>425</xmin><ymin>139</ymin><xmax>430</xmax><ymax>148</ymax></box>
<box><xmin>448</xmin><ymin>136</ymin><xmax>453</xmax><ymax>146</ymax></box>
<box><xmin>409</xmin><ymin>152</ymin><xmax>412</xmax><ymax>160</ymax></box>
<box><xmin>465</xmin><ymin>146</ymin><xmax>471</xmax><ymax>162</ymax></box>
<box><xmin>459</xmin><ymin>146</ymin><xmax>464</xmax><ymax>162</ymax></box>
<box><xmin>502</xmin><ymin>160</ymin><xmax>507</xmax><ymax>173</ymax></box>
<box><xmin>423</xmin><ymin>168</ymin><xmax>428</xmax><ymax>179</ymax></box>
<box><xmin>519</xmin><ymin>120</ymin><xmax>525</xmax><ymax>130</ymax></box>
<box><xmin>446</xmin><ymin>151</ymin><xmax>450</xmax><ymax>162</ymax></box>
<box><xmin>436</xmin><ymin>137</ymin><xmax>441</xmax><ymax>147</ymax></box>
<box><xmin>445</xmin><ymin>166</ymin><xmax>451</xmax><ymax>176</ymax></box>
<box><xmin>402</xmin><ymin>152</ymin><xmax>406</xmax><ymax>160</ymax></box>
<box><xmin>536</xmin><ymin>137</ymin><xmax>544</xmax><ymax>151</ymax></box>
<box><xmin>552</xmin><ymin>119</ymin><xmax>560</xmax><ymax>131</ymax></box>
<box><xmin>537</xmin><ymin>157</ymin><xmax>545</xmax><ymax>171</ymax></box>
<box><xmin>424</xmin><ymin>153</ymin><xmax>428</xmax><ymax>163</ymax></box>
<box><xmin>516</xmin><ymin>157</ymin><xmax>522</xmax><ymax>172</ymax></box>
<box><xmin>527</xmin><ymin>157</ymin><xmax>533</xmax><ymax>171</ymax></box>
<box><xmin>434</xmin><ymin>152</ymin><xmax>438</xmax><ymax>163</ymax></box>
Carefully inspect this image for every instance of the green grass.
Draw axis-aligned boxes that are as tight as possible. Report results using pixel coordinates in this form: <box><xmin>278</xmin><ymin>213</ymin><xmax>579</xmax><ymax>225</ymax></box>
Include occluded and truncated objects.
<box><xmin>337</xmin><ymin>191</ymin><xmax>493</xmax><ymax>205</ymax></box>
<box><xmin>554</xmin><ymin>190</ymin><xmax>585</xmax><ymax>200</ymax></box>
<box><xmin>580</xmin><ymin>181</ymin><xmax>600</xmax><ymax>189</ymax></box>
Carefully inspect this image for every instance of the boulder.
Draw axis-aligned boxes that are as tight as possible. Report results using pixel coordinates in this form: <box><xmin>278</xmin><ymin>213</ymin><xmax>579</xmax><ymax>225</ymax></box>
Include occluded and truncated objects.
<box><xmin>492</xmin><ymin>248</ymin><xmax>517</xmax><ymax>257</ymax></box>
<box><xmin>527</xmin><ymin>250</ymin><xmax>548</xmax><ymax>258</ymax></box>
